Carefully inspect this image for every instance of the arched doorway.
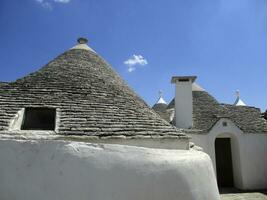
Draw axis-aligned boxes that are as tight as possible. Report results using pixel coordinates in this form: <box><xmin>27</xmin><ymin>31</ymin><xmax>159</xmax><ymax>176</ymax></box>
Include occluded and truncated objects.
<box><xmin>215</xmin><ymin>137</ymin><xmax>234</xmax><ymax>187</ymax></box>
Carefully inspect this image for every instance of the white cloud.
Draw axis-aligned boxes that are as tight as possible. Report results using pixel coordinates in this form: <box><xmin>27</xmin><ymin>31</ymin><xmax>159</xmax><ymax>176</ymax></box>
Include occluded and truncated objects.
<box><xmin>54</xmin><ymin>0</ymin><xmax>71</xmax><ymax>3</ymax></box>
<box><xmin>35</xmin><ymin>0</ymin><xmax>71</xmax><ymax>10</ymax></box>
<box><xmin>42</xmin><ymin>2</ymin><xmax>53</xmax><ymax>10</ymax></box>
<box><xmin>128</xmin><ymin>66</ymin><xmax>136</xmax><ymax>72</ymax></box>
<box><xmin>35</xmin><ymin>0</ymin><xmax>53</xmax><ymax>10</ymax></box>
<box><xmin>124</xmin><ymin>54</ymin><xmax>148</xmax><ymax>72</ymax></box>
<box><xmin>35</xmin><ymin>0</ymin><xmax>52</xmax><ymax>9</ymax></box>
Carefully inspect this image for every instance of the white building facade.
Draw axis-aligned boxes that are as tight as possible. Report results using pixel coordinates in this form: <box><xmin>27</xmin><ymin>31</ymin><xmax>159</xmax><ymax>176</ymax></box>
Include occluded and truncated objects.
<box><xmin>188</xmin><ymin>119</ymin><xmax>267</xmax><ymax>190</ymax></box>
<box><xmin>153</xmin><ymin>76</ymin><xmax>267</xmax><ymax>190</ymax></box>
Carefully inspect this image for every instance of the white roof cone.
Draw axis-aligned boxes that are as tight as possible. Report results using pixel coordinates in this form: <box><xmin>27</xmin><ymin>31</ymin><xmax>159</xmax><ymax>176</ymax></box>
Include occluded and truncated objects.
<box><xmin>71</xmin><ymin>37</ymin><xmax>96</xmax><ymax>52</ymax></box>
<box><xmin>192</xmin><ymin>83</ymin><xmax>205</xmax><ymax>91</ymax></box>
<box><xmin>233</xmin><ymin>90</ymin><xmax>246</xmax><ymax>106</ymax></box>
<box><xmin>156</xmin><ymin>90</ymin><xmax>167</xmax><ymax>104</ymax></box>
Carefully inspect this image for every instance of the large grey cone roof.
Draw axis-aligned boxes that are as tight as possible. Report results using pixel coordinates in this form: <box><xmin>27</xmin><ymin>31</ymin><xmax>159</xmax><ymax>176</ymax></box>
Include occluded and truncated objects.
<box><xmin>0</xmin><ymin>46</ymin><xmax>186</xmax><ymax>139</ymax></box>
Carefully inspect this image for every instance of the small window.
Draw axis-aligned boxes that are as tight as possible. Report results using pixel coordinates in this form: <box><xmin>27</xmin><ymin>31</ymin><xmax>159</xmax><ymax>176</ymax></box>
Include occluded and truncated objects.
<box><xmin>21</xmin><ymin>108</ymin><xmax>56</xmax><ymax>130</ymax></box>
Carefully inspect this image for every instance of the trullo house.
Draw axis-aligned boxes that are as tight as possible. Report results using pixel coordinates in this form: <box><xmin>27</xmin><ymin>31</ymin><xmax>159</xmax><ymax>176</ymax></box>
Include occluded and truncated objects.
<box><xmin>0</xmin><ymin>38</ymin><xmax>220</xmax><ymax>200</ymax></box>
<box><xmin>153</xmin><ymin>76</ymin><xmax>267</xmax><ymax>190</ymax></box>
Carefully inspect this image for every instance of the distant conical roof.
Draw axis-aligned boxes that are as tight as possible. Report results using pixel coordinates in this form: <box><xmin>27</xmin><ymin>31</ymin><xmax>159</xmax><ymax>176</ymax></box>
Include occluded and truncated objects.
<box><xmin>233</xmin><ymin>90</ymin><xmax>246</xmax><ymax>106</ymax></box>
<box><xmin>156</xmin><ymin>90</ymin><xmax>167</xmax><ymax>104</ymax></box>
<box><xmin>157</xmin><ymin>96</ymin><xmax>167</xmax><ymax>104</ymax></box>
<box><xmin>0</xmin><ymin>38</ymin><xmax>185</xmax><ymax>139</ymax></box>
<box><xmin>152</xmin><ymin>90</ymin><xmax>167</xmax><ymax>112</ymax></box>
<box><xmin>263</xmin><ymin>110</ymin><xmax>267</xmax><ymax>120</ymax></box>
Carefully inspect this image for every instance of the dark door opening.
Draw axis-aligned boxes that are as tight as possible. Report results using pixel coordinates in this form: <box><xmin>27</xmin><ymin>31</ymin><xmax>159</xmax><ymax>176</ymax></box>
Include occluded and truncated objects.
<box><xmin>215</xmin><ymin>138</ymin><xmax>234</xmax><ymax>187</ymax></box>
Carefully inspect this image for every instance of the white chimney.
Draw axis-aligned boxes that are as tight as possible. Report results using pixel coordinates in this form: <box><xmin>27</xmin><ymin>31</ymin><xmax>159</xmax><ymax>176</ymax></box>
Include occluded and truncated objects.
<box><xmin>171</xmin><ymin>76</ymin><xmax>197</xmax><ymax>129</ymax></box>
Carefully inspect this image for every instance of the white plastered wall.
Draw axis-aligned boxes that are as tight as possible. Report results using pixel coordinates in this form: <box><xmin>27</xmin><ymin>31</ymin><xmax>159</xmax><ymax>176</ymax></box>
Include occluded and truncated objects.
<box><xmin>174</xmin><ymin>81</ymin><xmax>193</xmax><ymax>129</ymax></box>
<box><xmin>188</xmin><ymin>118</ymin><xmax>267</xmax><ymax>190</ymax></box>
<box><xmin>0</xmin><ymin>139</ymin><xmax>220</xmax><ymax>200</ymax></box>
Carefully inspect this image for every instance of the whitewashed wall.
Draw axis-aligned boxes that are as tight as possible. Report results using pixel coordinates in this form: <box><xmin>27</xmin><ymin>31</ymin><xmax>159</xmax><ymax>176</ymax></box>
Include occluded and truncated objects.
<box><xmin>188</xmin><ymin>118</ymin><xmax>267</xmax><ymax>190</ymax></box>
<box><xmin>0</xmin><ymin>139</ymin><xmax>220</xmax><ymax>200</ymax></box>
<box><xmin>174</xmin><ymin>81</ymin><xmax>193</xmax><ymax>129</ymax></box>
<box><xmin>240</xmin><ymin>133</ymin><xmax>267</xmax><ymax>189</ymax></box>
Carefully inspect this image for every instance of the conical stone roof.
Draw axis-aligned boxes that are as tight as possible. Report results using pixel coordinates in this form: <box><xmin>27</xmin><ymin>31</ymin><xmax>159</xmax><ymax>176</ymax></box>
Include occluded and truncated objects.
<box><xmin>0</xmin><ymin>39</ymin><xmax>186</xmax><ymax>139</ymax></box>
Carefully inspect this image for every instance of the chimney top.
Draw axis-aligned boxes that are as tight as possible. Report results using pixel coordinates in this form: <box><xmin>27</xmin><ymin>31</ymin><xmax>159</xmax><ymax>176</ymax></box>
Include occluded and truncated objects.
<box><xmin>77</xmin><ymin>37</ymin><xmax>88</xmax><ymax>44</ymax></box>
<box><xmin>171</xmin><ymin>76</ymin><xmax>197</xmax><ymax>84</ymax></box>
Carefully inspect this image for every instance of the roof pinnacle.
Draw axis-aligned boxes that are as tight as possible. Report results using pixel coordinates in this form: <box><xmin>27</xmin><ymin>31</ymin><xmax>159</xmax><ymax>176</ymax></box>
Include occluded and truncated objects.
<box><xmin>156</xmin><ymin>90</ymin><xmax>167</xmax><ymax>104</ymax></box>
<box><xmin>159</xmin><ymin>90</ymin><xmax>163</xmax><ymax>98</ymax></box>
<box><xmin>71</xmin><ymin>37</ymin><xmax>95</xmax><ymax>52</ymax></box>
<box><xmin>236</xmin><ymin>90</ymin><xmax>240</xmax><ymax>98</ymax></box>
<box><xmin>234</xmin><ymin>90</ymin><xmax>246</xmax><ymax>106</ymax></box>
<box><xmin>77</xmin><ymin>37</ymin><xmax>88</xmax><ymax>44</ymax></box>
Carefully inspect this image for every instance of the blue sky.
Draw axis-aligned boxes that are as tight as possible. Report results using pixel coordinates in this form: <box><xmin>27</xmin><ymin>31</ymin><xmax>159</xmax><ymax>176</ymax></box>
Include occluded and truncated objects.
<box><xmin>0</xmin><ymin>0</ymin><xmax>267</xmax><ymax>111</ymax></box>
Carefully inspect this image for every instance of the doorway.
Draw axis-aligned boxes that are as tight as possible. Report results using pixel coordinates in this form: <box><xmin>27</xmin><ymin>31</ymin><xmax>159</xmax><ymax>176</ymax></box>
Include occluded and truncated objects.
<box><xmin>215</xmin><ymin>138</ymin><xmax>234</xmax><ymax>187</ymax></box>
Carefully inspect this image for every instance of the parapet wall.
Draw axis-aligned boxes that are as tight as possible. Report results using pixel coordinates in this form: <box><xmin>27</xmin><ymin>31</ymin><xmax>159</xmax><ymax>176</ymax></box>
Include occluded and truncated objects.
<box><xmin>0</xmin><ymin>139</ymin><xmax>220</xmax><ymax>200</ymax></box>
